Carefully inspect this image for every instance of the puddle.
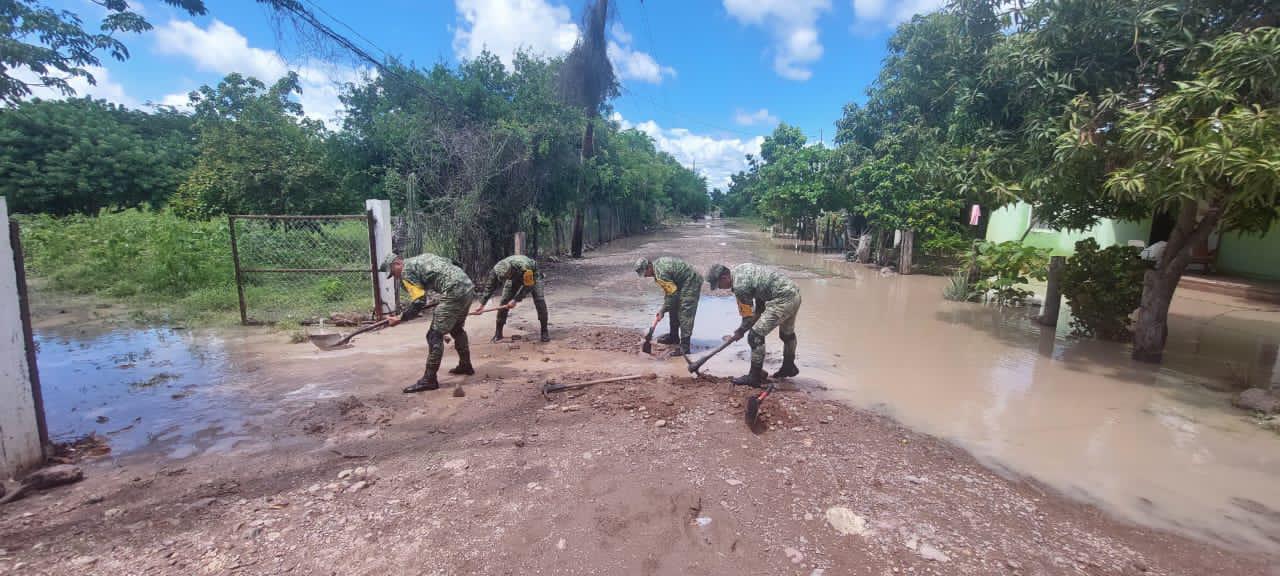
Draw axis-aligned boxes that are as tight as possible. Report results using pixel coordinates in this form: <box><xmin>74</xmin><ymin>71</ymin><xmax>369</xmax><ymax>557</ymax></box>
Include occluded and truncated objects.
<box><xmin>34</xmin><ymin>327</ymin><xmax>257</xmax><ymax>459</ymax></box>
<box><xmin>557</xmin><ymin>220</ymin><xmax>1280</xmax><ymax>555</ymax></box>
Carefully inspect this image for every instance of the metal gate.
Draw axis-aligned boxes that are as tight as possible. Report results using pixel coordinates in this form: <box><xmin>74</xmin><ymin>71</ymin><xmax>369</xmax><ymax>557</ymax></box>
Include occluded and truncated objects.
<box><xmin>228</xmin><ymin>213</ymin><xmax>383</xmax><ymax>325</ymax></box>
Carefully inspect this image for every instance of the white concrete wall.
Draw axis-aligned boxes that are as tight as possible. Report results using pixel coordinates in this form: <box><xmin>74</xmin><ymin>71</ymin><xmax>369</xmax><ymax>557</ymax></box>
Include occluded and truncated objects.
<box><xmin>0</xmin><ymin>197</ymin><xmax>42</xmax><ymax>479</ymax></box>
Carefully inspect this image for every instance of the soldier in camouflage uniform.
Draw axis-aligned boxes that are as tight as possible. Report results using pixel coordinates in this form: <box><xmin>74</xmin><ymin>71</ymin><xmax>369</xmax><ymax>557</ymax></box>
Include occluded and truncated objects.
<box><xmin>381</xmin><ymin>253</ymin><xmax>476</xmax><ymax>394</ymax></box>
<box><xmin>635</xmin><ymin>257</ymin><xmax>702</xmax><ymax>356</ymax></box>
<box><xmin>475</xmin><ymin>254</ymin><xmax>550</xmax><ymax>343</ymax></box>
<box><xmin>706</xmin><ymin>263</ymin><xmax>802</xmax><ymax>387</ymax></box>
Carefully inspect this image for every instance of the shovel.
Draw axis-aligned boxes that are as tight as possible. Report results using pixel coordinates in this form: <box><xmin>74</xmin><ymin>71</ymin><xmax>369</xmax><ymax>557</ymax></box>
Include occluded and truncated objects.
<box><xmin>640</xmin><ymin>314</ymin><xmax>662</xmax><ymax>355</ymax></box>
<box><xmin>309</xmin><ymin>301</ymin><xmax>439</xmax><ymax>351</ymax></box>
<box><xmin>684</xmin><ymin>335</ymin><xmax>738</xmax><ymax>376</ymax></box>
<box><xmin>470</xmin><ymin>302</ymin><xmax>516</xmax><ymax>316</ymax></box>
<box><xmin>541</xmin><ymin>374</ymin><xmax>646</xmax><ymax>398</ymax></box>
<box><xmin>309</xmin><ymin>319</ymin><xmax>389</xmax><ymax>350</ymax></box>
<box><xmin>744</xmin><ymin>382</ymin><xmax>776</xmax><ymax>427</ymax></box>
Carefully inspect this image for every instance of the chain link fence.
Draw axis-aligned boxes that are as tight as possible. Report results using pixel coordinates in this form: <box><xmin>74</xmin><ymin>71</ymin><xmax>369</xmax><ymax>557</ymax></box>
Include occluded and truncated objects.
<box><xmin>229</xmin><ymin>214</ymin><xmax>380</xmax><ymax>325</ymax></box>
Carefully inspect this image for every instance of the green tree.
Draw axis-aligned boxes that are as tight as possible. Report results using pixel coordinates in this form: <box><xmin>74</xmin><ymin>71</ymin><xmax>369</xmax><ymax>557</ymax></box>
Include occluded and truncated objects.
<box><xmin>0</xmin><ymin>97</ymin><xmax>195</xmax><ymax>214</ymax></box>
<box><xmin>2</xmin><ymin>0</ymin><xmax>206</xmax><ymax>105</ymax></box>
<box><xmin>171</xmin><ymin>73</ymin><xmax>347</xmax><ymax>218</ymax></box>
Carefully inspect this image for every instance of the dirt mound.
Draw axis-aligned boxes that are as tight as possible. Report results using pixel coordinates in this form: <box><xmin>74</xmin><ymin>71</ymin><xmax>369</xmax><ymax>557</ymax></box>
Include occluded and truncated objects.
<box><xmin>561</xmin><ymin>325</ymin><xmax>681</xmax><ymax>355</ymax></box>
<box><xmin>295</xmin><ymin>394</ymin><xmax>392</xmax><ymax>435</ymax></box>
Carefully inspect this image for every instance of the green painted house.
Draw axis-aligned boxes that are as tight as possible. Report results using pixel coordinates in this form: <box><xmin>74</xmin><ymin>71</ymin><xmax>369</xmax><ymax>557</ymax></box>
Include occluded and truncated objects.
<box><xmin>985</xmin><ymin>202</ymin><xmax>1280</xmax><ymax>281</ymax></box>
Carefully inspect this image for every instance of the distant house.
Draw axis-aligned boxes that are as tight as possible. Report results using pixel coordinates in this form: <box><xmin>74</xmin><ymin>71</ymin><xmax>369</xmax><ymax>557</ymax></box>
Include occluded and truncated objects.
<box><xmin>985</xmin><ymin>202</ymin><xmax>1280</xmax><ymax>281</ymax></box>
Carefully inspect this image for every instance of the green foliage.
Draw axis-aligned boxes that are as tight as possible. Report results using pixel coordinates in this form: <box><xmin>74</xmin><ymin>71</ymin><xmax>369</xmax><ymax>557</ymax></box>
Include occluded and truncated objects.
<box><xmin>943</xmin><ymin>269</ymin><xmax>979</xmax><ymax>302</ymax></box>
<box><xmin>971</xmin><ymin>241</ymin><xmax>1050</xmax><ymax>307</ymax></box>
<box><xmin>1062</xmin><ymin>238</ymin><xmax>1145</xmax><ymax>340</ymax></box>
<box><xmin>171</xmin><ymin>73</ymin><xmax>349</xmax><ymax>218</ymax></box>
<box><xmin>17</xmin><ymin>209</ymin><xmax>232</xmax><ymax>305</ymax></box>
<box><xmin>0</xmin><ymin>98</ymin><xmax>196</xmax><ymax>215</ymax></box>
<box><xmin>2</xmin><ymin>0</ymin><xmax>206</xmax><ymax>105</ymax></box>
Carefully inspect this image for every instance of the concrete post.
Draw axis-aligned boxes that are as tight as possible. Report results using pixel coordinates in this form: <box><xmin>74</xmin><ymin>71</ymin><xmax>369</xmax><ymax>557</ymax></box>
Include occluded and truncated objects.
<box><xmin>1</xmin><ymin>197</ymin><xmax>44</xmax><ymax>478</ymax></box>
<box><xmin>365</xmin><ymin>199</ymin><xmax>395</xmax><ymax>316</ymax></box>
<box><xmin>1038</xmin><ymin>256</ymin><xmax>1066</xmax><ymax>327</ymax></box>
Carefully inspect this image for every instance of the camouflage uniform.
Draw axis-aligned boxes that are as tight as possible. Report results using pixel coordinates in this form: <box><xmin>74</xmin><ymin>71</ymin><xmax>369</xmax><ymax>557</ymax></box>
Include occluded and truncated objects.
<box><xmin>478</xmin><ymin>255</ymin><xmax>549</xmax><ymax>341</ymax></box>
<box><xmin>728</xmin><ymin>263</ymin><xmax>801</xmax><ymax>380</ymax></box>
<box><xmin>636</xmin><ymin>257</ymin><xmax>702</xmax><ymax>354</ymax></box>
<box><xmin>398</xmin><ymin>254</ymin><xmax>475</xmax><ymax>388</ymax></box>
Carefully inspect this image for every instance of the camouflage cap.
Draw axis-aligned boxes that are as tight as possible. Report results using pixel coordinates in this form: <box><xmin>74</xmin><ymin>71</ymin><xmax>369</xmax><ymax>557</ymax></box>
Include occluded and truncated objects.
<box><xmin>706</xmin><ymin>264</ymin><xmax>730</xmax><ymax>287</ymax></box>
<box><xmin>378</xmin><ymin>253</ymin><xmax>402</xmax><ymax>273</ymax></box>
<box><xmin>634</xmin><ymin>257</ymin><xmax>651</xmax><ymax>276</ymax></box>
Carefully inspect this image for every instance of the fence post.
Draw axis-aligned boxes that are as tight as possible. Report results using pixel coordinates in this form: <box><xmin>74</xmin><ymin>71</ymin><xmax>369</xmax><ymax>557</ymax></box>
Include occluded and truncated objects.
<box><xmin>365</xmin><ymin>199</ymin><xmax>394</xmax><ymax>317</ymax></box>
<box><xmin>899</xmin><ymin>229</ymin><xmax>914</xmax><ymax>275</ymax></box>
<box><xmin>228</xmin><ymin>215</ymin><xmax>248</xmax><ymax>325</ymax></box>
<box><xmin>1038</xmin><ymin>255</ymin><xmax>1066</xmax><ymax>327</ymax></box>
<box><xmin>513</xmin><ymin>231</ymin><xmax>526</xmax><ymax>255</ymax></box>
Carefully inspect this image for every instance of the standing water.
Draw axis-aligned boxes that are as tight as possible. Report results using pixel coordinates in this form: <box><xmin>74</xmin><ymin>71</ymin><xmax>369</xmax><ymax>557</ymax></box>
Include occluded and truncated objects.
<box><xmin>36</xmin><ymin>327</ymin><xmax>256</xmax><ymax>459</ymax></box>
<box><xmin>564</xmin><ymin>220</ymin><xmax>1280</xmax><ymax>555</ymax></box>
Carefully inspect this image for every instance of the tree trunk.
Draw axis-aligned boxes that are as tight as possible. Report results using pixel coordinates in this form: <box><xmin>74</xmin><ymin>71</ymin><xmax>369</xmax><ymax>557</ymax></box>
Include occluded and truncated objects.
<box><xmin>571</xmin><ymin>209</ymin><xmax>585</xmax><ymax>257</ymax></box>
<box><xmin>899</xmin><ymin>229</ymin><xmax>914</xmax><ymax>275</ymax></box>
<box><xmin>1132</xmin><ymin>197</ymin><xmax>1224</xmax><ymax>362</ymax></box>
<box><xmin>856</xmin><ymin>230</ymin><xmax>872</xmax><ymax>263</ymax></box>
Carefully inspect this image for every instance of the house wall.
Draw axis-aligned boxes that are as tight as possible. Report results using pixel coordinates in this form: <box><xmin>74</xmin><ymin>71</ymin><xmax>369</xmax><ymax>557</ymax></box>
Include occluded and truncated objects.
<box><xmin>985</xmin><ymin>203</ymin><xmax>1150</xmax><ymax>255</ymax></box>
<box><xmin>1218</xmin><ymin>225</ymin><xmax>1280</xmax><ymax>281</ymax></box>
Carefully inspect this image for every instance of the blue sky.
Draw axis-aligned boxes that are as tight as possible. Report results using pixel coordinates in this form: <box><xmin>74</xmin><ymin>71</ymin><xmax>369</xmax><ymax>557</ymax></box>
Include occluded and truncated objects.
<box><xmin>29</xmin><ymin>0</ymin><xmax>946</xmax><ymax>188</ymax></box>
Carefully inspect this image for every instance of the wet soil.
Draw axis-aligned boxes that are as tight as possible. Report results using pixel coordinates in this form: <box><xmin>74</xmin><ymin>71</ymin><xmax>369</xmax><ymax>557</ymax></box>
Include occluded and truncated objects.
<box><xmin>2</xmin><ymin>221</ymin><xmax>1277</xmax><ymax>574</ymax></box>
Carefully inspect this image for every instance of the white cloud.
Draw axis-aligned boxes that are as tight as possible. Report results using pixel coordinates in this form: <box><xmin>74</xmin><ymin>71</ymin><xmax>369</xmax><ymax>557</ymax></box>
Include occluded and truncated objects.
<box><xmin>12</xmin><ymin>65</ymin><xmax>140</xmax><ymax>108</ymax></box>
<box><xmin>723</xmin><ymin>0</ymin><xmax>831</xmax><ymax>81</ymax></box>
<box><xmin>734</xmin><ymin>108</ymin><xmax>778</xmax><ymax>126</ymax></box>
<box><xmin>158</xmin><ymin>91</ymin><xmax>191</xmax><ymax>109</ymax></box>
<box><xmin>607</xmin><ymin>25</ymin><xmax>674</xmax><ymax>84</ymax></box>
<box><xmin>452</xmin><ymin>0</ymin><xmax>580</xmax><ymax>66</ymax></box>
<box><xmin>153</xmin><ymin>19</ymin><xmax>367</xmax><ymax>125</ymax></box>
<box><xmin>851</xmin><ymin>0</ymin><xmax>947</xmax><ymax>25</ymax></box>
<box><xmin>613</xmin><ymin>112</ymin><xmax>763</xmax><ymax>190</ymax></box>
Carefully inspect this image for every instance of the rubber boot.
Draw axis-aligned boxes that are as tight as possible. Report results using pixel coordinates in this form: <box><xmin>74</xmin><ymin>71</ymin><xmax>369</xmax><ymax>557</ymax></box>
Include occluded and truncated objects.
<box><xmin>669</xmin><ymin>337</ymin><xmax>690</xmax><ymax>357</ymax></box>
<box><xmin>403</xmin><ymin>371</ymin><xmax>440</xmax><ymax>394</ymax></box>
<box><xmin>536</xmin><ymin>299</ymin><xmax>551</xmax><ymax>342</ymax></box>
<box><xmin>656</xmin><ymin>314</ymin><xmax>679</xmax><ymax>345</ymax></box>
<box><xmin>448</xmin><ymin>342</ymin><xmax>475</xmax><ymax>375</ymax></box>
<box><xmin>732</xmin><ymin>361</ymin><xmax>766</xmax><ymax>388</ymax></box>
<box><xmin>772</xmin><ymin>334</ymin><xmax>799</xmax><ymax>378</ymax></box>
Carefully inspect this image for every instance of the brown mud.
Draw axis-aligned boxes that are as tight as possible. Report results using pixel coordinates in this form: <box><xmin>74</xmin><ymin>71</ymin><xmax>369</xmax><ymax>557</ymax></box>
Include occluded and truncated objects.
<box><xmin>1</xmin><ymin>221</ymin><xmax>1277</xmax><ymax>574</ymax></box>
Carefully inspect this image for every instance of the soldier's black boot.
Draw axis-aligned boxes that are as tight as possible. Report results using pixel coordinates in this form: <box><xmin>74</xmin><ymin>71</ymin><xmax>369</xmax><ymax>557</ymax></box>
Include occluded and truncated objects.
<box><xmin>669</xmin><ymin>337</ymin><xmax>691</xmax><ymax>357</ymax></box>
<box><xmin>448</xmin><ymin>335</ymin><xmax>475</xmax><ymax>375</ymax></box>
<box><xmin>772</xmin><ymin>333</ymin><xmax>799</xmax><ymax>378</ymax></box>
<box><xmin>491</xmin><ymin>322</ymin><xmax>505</xmax><ymax>343</ymax></box>
<box><xmin>403</xmin><ymin>371</ymin><xmax>440</xmax><ymax>393</ymax></box>
<box><xmin>656</xmin><ymin>314</ymin><xmax>680</xmax><ymax>345</ymax></box>
<box><xmin>732</xmin><ymin>361</ymin><xmax>766</xmax><ymax>388</ymax></box>
<box><xmin>536</xmin><ymin>300</ymin><xmax>551</xmax><ymax>342</ymax></box>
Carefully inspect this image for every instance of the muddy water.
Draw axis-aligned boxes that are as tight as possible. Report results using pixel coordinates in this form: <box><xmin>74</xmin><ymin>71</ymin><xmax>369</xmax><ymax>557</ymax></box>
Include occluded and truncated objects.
<box><xmin>557</xmin><ymin>220</ymin><xmax>1280</xmax><ymax>555</ymax></box>
<box><xmin>35</xmin><ymin>327</ymin><xmax>258</xmax><ymax>459</ymax></box>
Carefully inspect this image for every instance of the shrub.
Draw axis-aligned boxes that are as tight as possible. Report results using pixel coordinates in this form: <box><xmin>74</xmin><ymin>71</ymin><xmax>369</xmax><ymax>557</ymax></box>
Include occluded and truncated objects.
<box><xmin>942</xmin><ymin>269</ymin><xmax>979</xmax><ymax>302</ymax></box>
<box><xmin>1062</xmin><ymin>238</ymin><xmax>1145</xmax><ymax>340</ymax></box>
<box><xmin>970</xmin><ymin>241</ymin><xmax>1050</xmax><ymax>306</ymax></box>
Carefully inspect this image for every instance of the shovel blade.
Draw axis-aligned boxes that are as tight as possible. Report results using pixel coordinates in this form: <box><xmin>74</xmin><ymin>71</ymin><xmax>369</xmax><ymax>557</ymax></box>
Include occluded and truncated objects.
<box><xmin>745</xmin><ymin>394</ymin><xmax>761</xmax><ymax>426</ymax></box>
<box><xmin>641</xmin><ymin>340</ymin><xmax>652</xmax><ymax>354</ymax></box>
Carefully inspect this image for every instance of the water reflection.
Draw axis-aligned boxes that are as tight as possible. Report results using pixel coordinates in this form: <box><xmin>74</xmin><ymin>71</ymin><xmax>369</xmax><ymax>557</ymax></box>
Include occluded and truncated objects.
<box><xmin>36</xmin><ymin>328</ymin><xmax>256</xmax><ymax>459</ymax></box>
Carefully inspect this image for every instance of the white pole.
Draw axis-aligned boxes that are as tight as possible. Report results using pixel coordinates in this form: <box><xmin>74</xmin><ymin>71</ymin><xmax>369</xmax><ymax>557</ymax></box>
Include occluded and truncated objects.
<box><xmin>365</xmin><ymin>199</ymin><xmax>395</xmax><ymax>315</ymax></box>
<box><xmin>0</xmin><ymin>197</ymin><xmax>44</xmax><ymax>477</ymax></box>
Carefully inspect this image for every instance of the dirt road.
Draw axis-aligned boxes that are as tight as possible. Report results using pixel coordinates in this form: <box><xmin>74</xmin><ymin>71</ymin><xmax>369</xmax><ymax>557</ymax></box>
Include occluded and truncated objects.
<box><xmin>1</xmin><ymin>221</ymin><xmax>1275</xmax><ymax>575</ymax></box>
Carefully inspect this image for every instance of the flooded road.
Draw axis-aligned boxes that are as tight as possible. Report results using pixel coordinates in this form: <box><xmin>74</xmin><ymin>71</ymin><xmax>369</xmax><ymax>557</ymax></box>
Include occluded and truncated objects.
<box><xmin>555</xmin><ymin>219</ymin><xmax>1280</xmax><ymax>555</ymax></box>
<box><xmin>35</xmin><ymin>327</ymin><xmax>258</xmax><ymax>459</ymax></box>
